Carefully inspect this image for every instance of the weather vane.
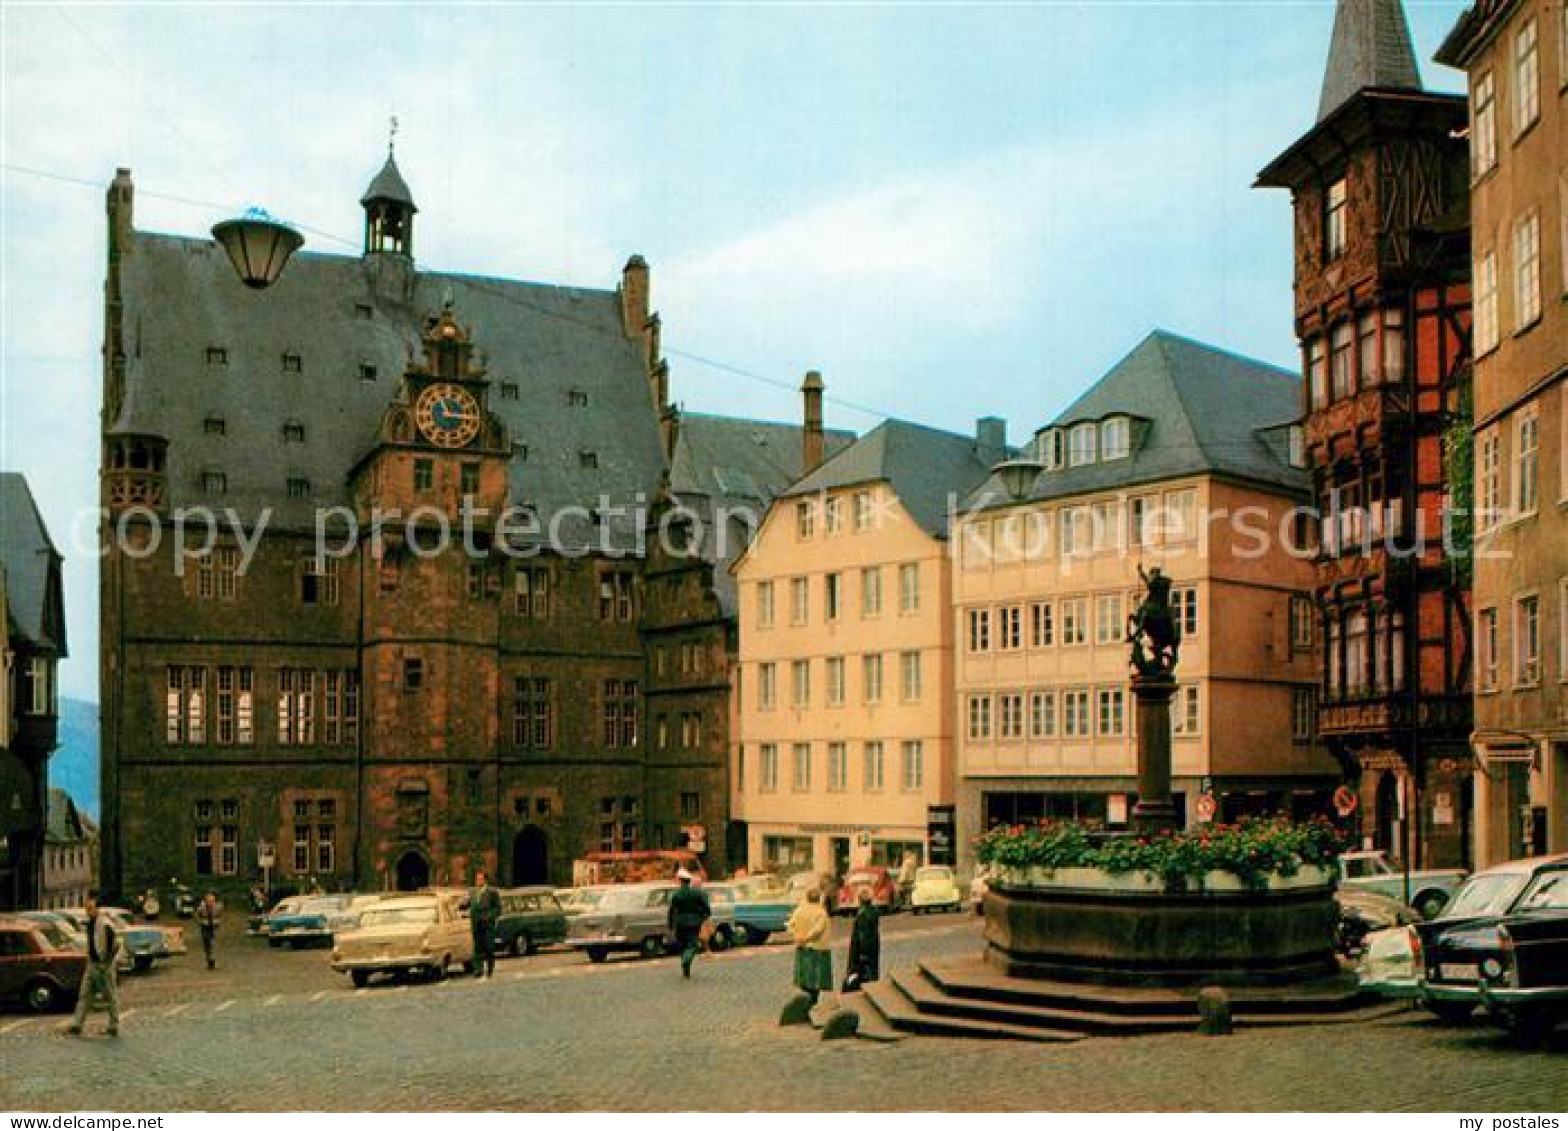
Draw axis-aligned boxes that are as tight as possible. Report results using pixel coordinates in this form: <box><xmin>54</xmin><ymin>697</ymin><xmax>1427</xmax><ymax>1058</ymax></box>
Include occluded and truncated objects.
<box><xmin>389</xmin><ymin>115</ymin><xmax>399</xmax><ymax>154</ymax></box>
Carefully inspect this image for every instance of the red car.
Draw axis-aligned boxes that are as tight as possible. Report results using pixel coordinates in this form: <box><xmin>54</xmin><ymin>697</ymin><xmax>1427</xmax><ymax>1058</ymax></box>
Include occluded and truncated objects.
<box><xmin>834</xmin><ymin>866</ymin><xmax>902</xmax><ymax>915</ymax></box>
<box><xmin>0</xmin><ymin>917</ymin><xmax>86</xmax><ymax>1013</ymax></box>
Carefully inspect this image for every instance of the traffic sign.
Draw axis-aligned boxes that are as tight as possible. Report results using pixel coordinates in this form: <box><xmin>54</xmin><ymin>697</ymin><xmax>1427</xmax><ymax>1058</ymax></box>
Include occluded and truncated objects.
<box><xmin>1194</xmin><ymin>793</ymin><xmax>1217</xmax><ymax>822</ymax></box>
<box><xmin>1332</xmin><ymin>785</ymin><xmax>1358</xmax><ymax>817</ymax></box>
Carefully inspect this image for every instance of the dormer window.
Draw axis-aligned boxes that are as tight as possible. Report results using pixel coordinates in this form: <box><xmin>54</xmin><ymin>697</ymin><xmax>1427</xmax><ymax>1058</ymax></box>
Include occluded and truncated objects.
<box><xmin>205</xmin><ymin>346</ymin><xmax>228</xmax><ymax>367</ymax></box>
<box><xmin>282</xmin><ymin>352</ymin><xmax>303</xmax><ymax>374</ymax></box>
<box><xmin>200</xmin><ymin>470</ymin><xmax>228</xmax><ymax>495</ymax></box>
<box><xmin>1288</xmin><ymin>425</ymin><xmax>1306</xmax><ymax>469</ymax></box>
<box><xmin>579</xmin><ymin>450</ymin><xmax>598</xmax><ymax>469</ymax></box>
<box><xmin>203</xmin><ymin>416</ymin><xmax>227</xmax><ymax>436</ymax></box>
<box><xmin>1324</xmin><ymin>177</ymin><xmax>1347</xmax><ymax>261</ymax></box>
<box><xmin>287</xmin><ymin>477</ymin><xmax>311</xmax><ymax>499</ymax></box>
<box><xmin>282</xmin><ymin>422</ymin><xmax>306</xmax><ymax>443</ymax></box>
<box><xmin>1039</xmin><ymin>429</ymin><xmax>1064</xmax><ymax>471</ymax></box>
<box><xmin>354</xmin><ymin>302</ymin><xmax>374</xmax><ymax>321</ymax></box>
<box><xmin>568</xmin><ymin>389</ymin><xmax>589</xmax><ymax>407</ymax></box>
<box><xmin>359</xmin><ymin>362</ymin><xmax>377</xmax><ymax>382</ymax></box>
<box><xmin>501</xmin><ymin>382</ymin><xmax>520</xmax><ymax>400</ymax></box>
<box><xmin>1068</xmin><ymin>423</ymin><xmax>1097</xmax><ymax>467</ymax></box>
<box><xmin>1100</xmin><ymin>417</ymin><xmax>1131</xmax><ymax>461</ymax></box>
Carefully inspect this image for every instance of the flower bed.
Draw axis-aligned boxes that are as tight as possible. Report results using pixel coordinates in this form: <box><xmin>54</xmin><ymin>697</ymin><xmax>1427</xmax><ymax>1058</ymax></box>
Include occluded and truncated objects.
<box><xmin>975</xmin><ymin>816</ymin><xmax>1349</xmax><ymax>894</ymax></box>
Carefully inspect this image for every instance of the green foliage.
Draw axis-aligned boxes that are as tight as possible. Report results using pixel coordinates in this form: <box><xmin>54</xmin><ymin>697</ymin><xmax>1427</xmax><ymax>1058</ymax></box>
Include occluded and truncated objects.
<box><xmin>1443</xmin><ymin>375</ymin><xmax>1474</xmax><ymax>587</ymax></box>
<box><xmin>974</xmin><ymin>816</ymin><xmax>1352</xmax><ymax>892</ymax></box>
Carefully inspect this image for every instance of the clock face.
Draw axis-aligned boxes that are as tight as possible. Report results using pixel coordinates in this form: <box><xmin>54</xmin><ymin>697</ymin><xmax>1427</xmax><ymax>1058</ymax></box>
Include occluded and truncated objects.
<box><xmin>414</xmin><ymin>383</ymin><xmax>482</xmax><ymax>448</ymax></box>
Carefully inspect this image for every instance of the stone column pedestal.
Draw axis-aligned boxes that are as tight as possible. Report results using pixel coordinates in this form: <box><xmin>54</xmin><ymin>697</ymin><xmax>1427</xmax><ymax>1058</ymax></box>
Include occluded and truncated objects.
<box><xmin>1131</xmin><ymin>674</ymin><xmax>1180</xmax><ymax>833</ymax></box>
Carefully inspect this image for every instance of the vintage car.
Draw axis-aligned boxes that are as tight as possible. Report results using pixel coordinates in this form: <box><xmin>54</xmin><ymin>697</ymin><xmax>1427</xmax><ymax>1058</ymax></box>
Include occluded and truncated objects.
<box><xmin>1335</xmin><ymin>888</ymin><xmax>1418</xmax><ymax>958</ymax></box>
<box><xmin>493</xmin><ymin>887</ymin><xmax>568</xmax><ymax>956</ymax></box>
<box><xmin>1338</xmin><ymin>850</ymin><xmax>1466</xmax><ymax>920</ymax></box>
<box><xmin>1360</xmin><ymin>853</ymin><xmax>1566</xmax><ymax>1010</ymax></box>
<box><xmin>267</xmin><ymin>894</ymin><xmax>361</xmax><ymax>948</ymax></box>
<box><xmin>566</xmin><ymin>882</ymin><xmax>736</xmax><ymax>963</ymax></box>
<box><xmin>99</xmin><ymin>908</ymin><xmax>184</xmax><ymax>972</ymax></box>
<box><xmin>784</xmin><ymin>871</ymin><xmax>819</xmax><ymax>902</ymax></box>
<box><xmin>0</xmin><ymin>917</ymin><xmax>87</xmax><ymax>1013</ymax></box>
<box><xmin>330</xmin><ymin>893</ymin><xmax>472</xmax><ymax>987</ymax></box>
<box><xmin>834</xmin><ymin>867</ymin><xmax>901</xmax><ymax>915</ymax></box>
<box><xmin>259</xmin><ymin>896</ymin><xmax>311</xmax><ymax>939</ymax></box>
<box><xmin>911</xmin><ymin>865</ymin><xmax>963</xmax><ymax>913</ymax></box>
<box><xmin>712</xmin><ymin>878</ymin><xmax>793</xmax><ymax>945</ymax></box>
<box><xmin>1416</xmin><ymin>857</ymin><xmax>1568</xmax><ymax>1043</ymax></box>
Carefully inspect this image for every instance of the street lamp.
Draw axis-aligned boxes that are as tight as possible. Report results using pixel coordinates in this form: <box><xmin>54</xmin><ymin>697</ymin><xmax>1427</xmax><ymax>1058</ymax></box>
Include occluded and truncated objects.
<box><xmin>991</xmin><ymin>458</ymin><xmax>1043</xmax><ymax>501</ymax></box>
<box><xmin>211</xmin><ymin>207</ymin><xmax>303</xmax><ymax>290</ymax></box>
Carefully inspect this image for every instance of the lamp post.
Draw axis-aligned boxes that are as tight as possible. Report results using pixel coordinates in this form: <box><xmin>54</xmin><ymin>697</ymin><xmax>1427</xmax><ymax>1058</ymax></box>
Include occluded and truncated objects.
<box><xmin>211</xmin><ymin>207</ymin><xmax>303</xmax><ymax>290</ymax></box>
<box><xmin>992</xmin><ymin>458</ymin><xmax>1043</xmax><ymax>502</ymax></box>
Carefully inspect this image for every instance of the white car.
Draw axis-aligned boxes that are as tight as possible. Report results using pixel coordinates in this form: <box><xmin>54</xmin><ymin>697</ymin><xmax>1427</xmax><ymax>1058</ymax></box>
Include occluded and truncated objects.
<box><xmin>1338</xmin><ymin>850</ymin><xmax>1466</xmax><ymax>920</ymax></box>
<box><xmin>910</xmin><ymin>866</ymin><xmax>963</xmax><ymax>913</ymax></box>
<box><xmin>331</xmin><ymin>893</ymin><xmax>472</xmax><ymax>987</ymax></box>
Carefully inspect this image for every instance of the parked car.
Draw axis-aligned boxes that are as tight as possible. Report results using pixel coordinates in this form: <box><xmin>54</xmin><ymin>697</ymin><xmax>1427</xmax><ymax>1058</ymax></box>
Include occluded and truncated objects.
<box><xmin>834</xmin><ymin>867</ymin><xmax>901</xmax><ymax>915</ymax></box>
<box><xmin>1417</xmin><ymin>859</ymin><xmax>1568</xmax><ymax>1044</ymax></box>
<box><xmin>1338</xmin><ymin>850</ymin><xmax>1466</xmax><ymax>920</ymax></box>
<box><xmin>331</xmin><ymin>893</ymin><xmax>472</xmax><ymax>988</ymax></box>
<box><xmin>566</xmin><ymin>882</ymin><xmax>736</xmax><ymax>963</ymax></box>
<box><xmin>1336</xmin><ymin>888</ymin><xmax>1418</xmax><ymax>958</ymax></box>
<box><xmin>0</xmin><ymin>917</ymin><xmax>86</xmax><ymax>1013</ymax></box>
<box><xmin>1358</xmin><ymin>853</ymin><xmax>1566</xmax><ymax>1013</ymax></box>
<box><xmin>16</xmin><ymin>911</ymin><xmax>86</xmax><ymax>952</ymax></box>
<box><xmin>784</xmin><ymin>871</ymin><xmax>818</xmax><ymax>902</ymax></box>
<box><xmin>99</xmin><ymin>908</ymin><xmax>182</xmax><ymax>972</ymax></box>
<box><xmin>911</xmin><ymin>865</ymin><xmax>963</xmax><ymax>913</ymax></box>
<box><xmin>259</xmin><ymin>896</ymin><xmax>311</xmax><ymax>940</ymax></box>
<box><xmin>714</xmin><ymin>878</ymin><xmax>794</xmax><ymax>945</ymax></box>
<box><xmin>493</xmin><ymin>887</ymin><xmax>569</xmax><ymax>956</ymax></box>
<box><xmin>267</xmin><ymin>894</ymin><xmax>359</xmax><ymax>949</ymax></box>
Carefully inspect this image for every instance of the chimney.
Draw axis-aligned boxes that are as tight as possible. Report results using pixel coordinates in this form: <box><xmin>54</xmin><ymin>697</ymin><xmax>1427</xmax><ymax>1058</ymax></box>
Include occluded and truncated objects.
<box><xmin>107</xmin><ymin>167</ymin><xmax>135</xmax><ymax>263</ymax></box>
<box><xmin>802</xmin><ymin>370</ymin><xmax>826</xmax><ymax>473</ymax></box>
<box><xmin>976</xmin><ymin>416</ymin><xmax>1007</xmax><ymax>467</ymax></box>
<box><xmin>620</xmin><ymin>254</ymin><xmax>649</xmax><ymax>340</ymax></box>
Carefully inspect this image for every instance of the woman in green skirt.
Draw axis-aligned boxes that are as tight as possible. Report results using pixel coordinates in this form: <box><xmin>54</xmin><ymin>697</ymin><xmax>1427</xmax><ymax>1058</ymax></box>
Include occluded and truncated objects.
<box><xmin>786</xmin><ymin>888</ymin><xmax>833</xmax><ymax>1003</ymax></box>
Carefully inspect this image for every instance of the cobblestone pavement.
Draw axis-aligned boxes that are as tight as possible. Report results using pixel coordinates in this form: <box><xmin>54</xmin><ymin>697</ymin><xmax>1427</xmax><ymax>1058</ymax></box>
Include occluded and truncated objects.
<box><xmin>2</xmin><ymin>914</ymin><xmax>1565</xmax><ymax>1112</ymax></box>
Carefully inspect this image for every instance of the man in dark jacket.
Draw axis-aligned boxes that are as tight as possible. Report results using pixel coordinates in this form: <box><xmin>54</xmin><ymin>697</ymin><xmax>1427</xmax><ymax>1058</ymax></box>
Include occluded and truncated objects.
<box><xmin>196</xmin><ymin>891</ymin><xmax>221</xmax><ymax>970</ymax></box>
<box><xmin>469</xmin><ymin>869</ymin><xmax>501</xmax><ymax>978</ymax></box>
<box><xmin>845</xmin><ymin>888</ymin><xmax>881</xmax><ymax>991</ymax></box>
<box><xmin>667</xmin><ymin>870</ymin><xmax>710</xmax><ymax>979</ymax></box>
<box><xmin>66</xmin><ymin>891</ymin><xmax>122</xmax><ymax>1038</ymax></box>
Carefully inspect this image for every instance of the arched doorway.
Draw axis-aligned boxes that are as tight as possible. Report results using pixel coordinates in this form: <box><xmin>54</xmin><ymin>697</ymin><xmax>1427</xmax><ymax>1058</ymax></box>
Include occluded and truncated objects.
<box><xmin>395</xmin><ymin>850</ymin><xmax>429</xmax><ymax>892</ymax></box>
<box><xmin>512</xmin><ymin>826</ymin><xmax>549</xmax><ymax>886</ymax></box>
<box><xmin>1374</xmin><ymin>772</ymin><xmax>1399</xmax><ymax>856</ymax></box>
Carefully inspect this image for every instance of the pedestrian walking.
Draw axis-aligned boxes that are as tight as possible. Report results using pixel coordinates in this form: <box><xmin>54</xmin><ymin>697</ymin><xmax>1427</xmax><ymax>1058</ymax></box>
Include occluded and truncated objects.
<box><xmin>65</xmin><ymin>891</ymin><xmax>122</xmax><ymax>1038</ymax></box>
<box><xmin>469</xmin><ymin>869</ymin><xmax>501</xmax><ymax>978</ymax></box>
<box><xmin>785</xmin><ymin>888</ymin><xmax>833</xmax><ymax>1004</ymax></box>
<box><xmin>196</xmin><ymin>891</ymin><xmax>221</xmax><ymax>970</ymax></box>
<box><xmin>667</xmin><ymin>869</ymin><xmax>711</xmax><ymax>979</ymax></box>
<box><xmin>843</xmin><ymin>888</ymin><xmax>881</xmax><ymax>991</ymax></box>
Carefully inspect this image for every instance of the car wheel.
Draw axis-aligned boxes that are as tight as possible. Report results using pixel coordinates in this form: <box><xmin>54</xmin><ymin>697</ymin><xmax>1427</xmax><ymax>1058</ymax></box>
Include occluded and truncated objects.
<box><xmin>429</xmin><ymin>959</ymin><xmax>447</xmax><ymax>982</ymax></box>
<box><xmin>639</xmin><ymin>935</ymin><xmax>664</xmax><ymax>960</ymax></box>
<box><xmin>132</xmin><ymin>955</ymin><xmax>153</xmax><ymax>973</ymax></box>
<box><xmin>350</xmin><ymin>970</ymin><xmax>371</xmax><ymax>989</ymax></box>
<box><xmin>268</xmin><ymin>937</ymin><xmax>282</xmax><ymax>948</ymax></box>
<box><xmin>709</xmin><ymin>926</ymin><xmax>732</xmax><ymax>953</ymax></box>
<box><xmin>586</xmin><ymin>947</ymin><xmax>608</xmax><ymax>964</ymax></box>
<box><xmin>24</xmin><ymin>979</ymin><xmax>59</xmax><ymax>1013</ymax></box>
<box><xmin>1426</xmin><ymin>1001</ymin><xmax>1475</xmax><ymax>1025</ymax></box>
<box><xmin>739</xmin><ymin>925</ymin><xmax>762</xmax><ymax>946</ymax></box>
<box><xmin>1415</xmin><ymin>891</ymin><xmax>1450</xmax><ymax>921</ymax></box>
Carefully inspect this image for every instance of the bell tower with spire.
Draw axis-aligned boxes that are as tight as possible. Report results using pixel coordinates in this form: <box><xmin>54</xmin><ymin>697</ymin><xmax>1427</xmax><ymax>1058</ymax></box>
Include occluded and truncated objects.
<box><xmin>1257</xmin><ymin>0</ymin><xmax>1473</xmax><ymax>871</ymax></box>
<box><xmin>362</xmin><ymin>125</ymin><xmax>417</xmax><ymax>258</ymax></box>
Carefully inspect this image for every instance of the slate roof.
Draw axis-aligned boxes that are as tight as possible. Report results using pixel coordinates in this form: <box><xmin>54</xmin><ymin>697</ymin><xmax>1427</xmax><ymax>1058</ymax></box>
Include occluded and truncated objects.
<box><xmin>113</xmin><ymin>231</ymin><xmax>667</xmax><ymax>548</ymax></box>
<box><xmin>46</xmin><ymin>788</ymin><xmax>96</xmax><ymax>845</ymax></box>
<box><xmin>783</xmin><ymin>418</ymin><xmax>1002</xmax><ymax>538</ymax></box>
<box><xmin>965</xmin><ymin>331</ymin><xmax>1307</xmax><ymax>510</ymax></box>
<box><xmin>360</xmin><ymin>153</ymin><xmax>417</xmax><ymax>209</ymax></box>
<box><xmin>668</xmin><ymin>412</ymin><xmax>854</xmax><ymax>613</ymax></box>
<box><xmin>0</xmin><ymin>473</ymin><xmax>65</xmax><ymax>654</ymax></box>
<box><xmin>1318</xmin><ymin>0</ymin><xmax>1423</xmax><ymax>121</ymax></box>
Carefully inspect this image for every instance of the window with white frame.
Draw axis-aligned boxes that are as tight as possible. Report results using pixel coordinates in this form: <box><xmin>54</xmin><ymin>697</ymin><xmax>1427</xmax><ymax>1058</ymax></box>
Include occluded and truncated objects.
<box><xmin>790</xmin><ymin>577</ymin><xmax>809</xmax><ymax>625</ymax></box>
<box><xmin>1478</xmin><ymin>428</ymin><xmax>1503</xmax><ymax>530</ymax></box>
<box><xmin>1325</xmin><ymin>178</ymin><xmax>1347</xmax><ymax>260</ymax></box>
<box><xmin>968</xmin><ymin>608</ymin><xmax>992</xmax><ymax>652</ymax></box>
<box><xmin>758</xmin><ymin>662</ymin><xmax>777</xmax><ymax>710</ymax></box>
<box><xmin>1097</xmin><ymin>688</ymin><xmax>1125</xmax><ymax>737</ymax></box>
<box><xmin>791</xmin><ymin>743</ymin><xmax>812</xmax><ymax>791</ymax></box>
<box><xmin>1162</xmin><ymin>488</ymin><xmax>1198</xmax><ymax>544</ymax></box>
<box><xmin>757</xmin><ymin>581</ymin><xmax>775</xmax><ymax>628</ymax></box>
<box><xmin>1473</xmin><ymin>71</ymin><xmax>1497</xmax><ymax>177</ymax></box>
<box><xmin>1475</xmin><ymin>250</ymin><xmax>1500</xmax><ymax>356</ymax></box>
<box><xmin>1040</xmin><ymin>429</ymin><xmax>1064</xmax><ymax>471</ymax></box>
<box><xmin>824</xmin><ymin>572</ymin><xmax>842</xmax><ymax>621</ymax></box>
<box><xmin>1100</xmin><ymin>417</ymin><xmax>1130</xmax><ymax>460</ymax></box>
<box><xmin>1090</xmin><ymin>499</ymin><xmax>1120</xmax><ymax>552</ymax></box>
<box><xmin>824</xmin><ymin>495</ymin><xmax>842</xmax><ymax>535</ymax></box>
<box><xmin>1060</xmin><ymin>506</ymin><xmax>1091</xmax><ymax>556</ymax></box>
<box><xmin>900</xmin><ymin>651</ymin><xmax>922</xmax><ymax>701</ymax></box>
<box><xmin>1516</xmin><ymin>407</ymin><xmax>1540</xmax><ymax>516</ymax></box>
<box><xmin>1061</xmin><ymin>597</ymin><xmax>1088</xmax><ymax>645</ymax></box>
<box><xmin>901</xmin><ymin>741</ymin><xmax>924</xmax><ymax>791</ymax></box>
<box><xmin>1092</xmin><ymin>593</ymin><xmax>1121</xmax><ymax>646</ymax></box>
<box><xmin>1029</xmin><ymin>690</ymin><xmax>1057</xmax><ymax>738</ymax></box>
<box><xmin>791</xmin><ymin>660</ymin><xmax>810</xmax><ymax>707</ymax></box>
<box><xmin>760</xmin><ymin>743</ymin><xmax>779</xmax><ymax>791</ymax></box>
<box><xmin>1330</xmin><ymin>322</ymin><xmax>1354</xmax><ymax>400</ymax></box>
<box><xmin>1514</xmin><ymin>17</ymin><xmax>1540</xmax><ymax>136</ymax></box>
<box><xmin>25</xmin><ymin>657</ymin><xmax>54</xmax><ymax>716</ymax></box>
<box><xmin>998</xmin><ymin>605</ymin><xmax>1022</xmax><ymax>650</ymax></box>
<box><xmin>1364</xmin><ymin>311</ymin><xmax>1386</xmax><ymax>389</ymax></box>
<box><xmin>1062</xmin><ymin>689</ymin><xmax>1091</xmax><ymax>738</ymax></box>
<box><xmin>1068</xmin><ymin>423</ymin><xmax>1097</xmax><ymax>466</ymax></box>
<box><xmin>1171</xmin><ymin>586</ymin><xmax>1198</xmax><ymax>638</ymax></box>
<box><xmin>1291</xmin><ymin>687</ymin><xmax>1315</xmax><ymax>741</ymax></box>
<box><xmin>796</xmin><ymin>501</ymin><xmax>815</xmax><ymax>539</ymax></box>
<box><xmin>1290</xmin><ymin>594</ymin><xmax>1315</xmax><ymax>651</ymax></box>
<box><xmin>1307</xmin><ymin>337</ymin><xmax>1328</xmax><ymax>408</ymax></box>
<box><xmin>1172</xmin><ymin>685</ymin><xmax>1201</xmax><ymax>736</ymax></box>
<box><xmin>967</xmin><ymin>694</ymin><xmax>993</xmax><ymax>741</ymax></box>
<box><xmin>827</xmin><ymin>742</ymin><xmax>847</xmax><ymax>792</ymax></box>
<box><xmin>826</xmin><ymin>656</ymin><xmax>845</xmax><ymax>706</ymax></box>
<box><xmin>1381</xmin><ymin>309</ymin><xmax>1406</xmax><ymax>382</ymax></box>
<box><xmin>1514</xmin><ymin>594</ymin><xmax>1541</xmax><ymax>685</ymax></box>
<box><xmin>1478</xmin><ymin>607</ymin><xmax>1500</xmax><ymax>691</ymax></box>
<box><xmin>999</xmin><ymin>692</ymin><xmax>1025</xmax><ymax>740</ymax></box>
<box><xmin>861</xmin><ymin>567</ymin><xmax>883</xmax><ymax>617</ymax></box>
<box><xmin>1031</xmin><ymin>601</ymin><xmax>1054</xmax><ymax>647</ymax></box>
<box><xmin>854</xmin><ymin>490</ymin><xmax>874</xmax><ymax>532</ymax></box>
<box><xmin>1515</xmin><ymin>211</ymin><xmax>1542</xmax><ymax>331</ymax></box>
<box><xmin>863</xmin><ymin>741</ymin><xmax>885</xmax><ymax>791</ymax></box>
<box><xmin>1288</xmin><ymin>427</ymin><xmax>1306</xmax><ymax>469</ymax></box>
<box><xmin>898</xmin><ymin>562</ymin><xmax>920</xmax><ymax>613</ymax></box>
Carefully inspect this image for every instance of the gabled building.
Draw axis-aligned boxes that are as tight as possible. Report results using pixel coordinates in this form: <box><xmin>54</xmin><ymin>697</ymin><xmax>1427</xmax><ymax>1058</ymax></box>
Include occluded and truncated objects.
<box><xmin>0</xmin><ymin>473</ymin><xmax>67</xmax><ymax>911</ymax></box>
<box><xmin>951</xmin><ymin>332</ymin><xmax>1334</xmax><ymax>871</ymax></box>
<box><xmin>41</xmin><ymin>789</ymin><xmax>98</xmax><ymax>911</ymax></box>
<box><xmin>732</xmin><ymin>415</ymin><xmax>1003</xmax><ymax>878</ymax></box>
<box><xmin>1437</xmin><ymin>0</ymin><xmax>1567</xmax><ymax>864</ymax></box>
<box><xmin>1257</xmin><ymin>0</ymin><xmax>1474</xmax><ymax>868</ymax></box>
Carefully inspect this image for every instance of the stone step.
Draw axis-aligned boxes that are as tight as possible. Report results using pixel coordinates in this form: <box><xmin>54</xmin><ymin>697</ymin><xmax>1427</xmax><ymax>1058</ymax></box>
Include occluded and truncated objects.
<box><xmin>921</xmin><ymin>957</ymin><xmax>1374</xmax><ymax>1018</ymax></box>
<box><xmin>893</xmin><ymin>968</ymin><xmax>1185</xmax><ymax>1036</ymax></box>
<box><xmin>862</xmin><ymin>977</ymin><xmax>1084</xmax><ymax>1043</ymax></box>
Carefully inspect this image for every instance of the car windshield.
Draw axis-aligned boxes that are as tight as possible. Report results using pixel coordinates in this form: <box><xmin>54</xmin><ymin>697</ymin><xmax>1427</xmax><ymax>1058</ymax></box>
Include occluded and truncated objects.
<box><xmin>565</xmin><ymin>891</ymin><xmax>603</xmax><ymax>910</ymax></box>
<box><xmin>1442</xmin><ymin>873</ymin><xmax>1529</xmax><ymax>919</ymax></box>
<box><xmin>28</xmin><ymin>920</ymin><xmax>80</xmax><ymax>949</ymax></box>
<box><xmin>1516</xmin><ymin>871</ymin><xmax>1568</xmax><ymax>912</ymax></box>
<box><xmin>845</xmin><ymin>872</ymin><xmax>879</xmax><ymax>886</ymax></box>
<box><xmin>360</xmin><ymin>906</ymin><xmax>436</xmax><ymax>927</ymax></box>
<box><xmin>302</xmin><ymin>898</ymin><xmax>342</xmax><ymax>914</ymax></box>
<box><xmin>916</xmin><ymin>868</ymin><xmax>952</xmax><ymax>882</ymax></box>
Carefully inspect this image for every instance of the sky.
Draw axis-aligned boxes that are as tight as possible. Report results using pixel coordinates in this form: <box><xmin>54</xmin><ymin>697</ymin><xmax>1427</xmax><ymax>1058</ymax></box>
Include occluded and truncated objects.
<box><xmin>0</xmin><ymin>1</ymin><xmax>1467</xmax><ymax>704</ymax></box>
